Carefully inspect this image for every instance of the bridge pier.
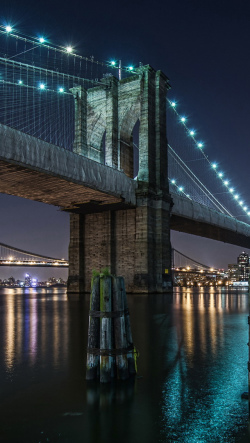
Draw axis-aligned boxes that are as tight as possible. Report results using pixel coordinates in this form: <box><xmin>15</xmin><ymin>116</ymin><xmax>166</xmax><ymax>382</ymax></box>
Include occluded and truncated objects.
<box><xmin>67</xmin><ymin>190</ymin><xmax>172</xmax><ymax>293</ymax></box>
<box><xmin>67</xmin><ymin>65</ymin><xmax>173</xmax><ymax>294</ymax></box>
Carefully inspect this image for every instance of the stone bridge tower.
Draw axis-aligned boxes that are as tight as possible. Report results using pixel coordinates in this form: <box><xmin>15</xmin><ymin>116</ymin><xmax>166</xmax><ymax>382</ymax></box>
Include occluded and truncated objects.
<box><xmin>67</xmin><ymin>65</ymin><xmax>173</xmax><ymax>293</ymax></box>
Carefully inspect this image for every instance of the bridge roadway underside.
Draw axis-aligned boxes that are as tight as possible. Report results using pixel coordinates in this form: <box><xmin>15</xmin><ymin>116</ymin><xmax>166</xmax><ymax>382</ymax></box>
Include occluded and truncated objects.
<box><xmin>0</xmin><ymin>124</ymin><xmax>137</xmax><ymax>212</ymax></box>
<box><xmin>171</xmin><ymin>194</ymin><xmax>250</xmax><ymax>249</ymax></box>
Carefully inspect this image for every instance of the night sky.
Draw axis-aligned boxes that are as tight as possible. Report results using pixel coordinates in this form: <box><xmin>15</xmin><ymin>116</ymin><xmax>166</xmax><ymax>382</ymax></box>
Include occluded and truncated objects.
<box><xmin>1</xmin><ymin>0</ymin><xmax>250</xmax><ymax>280</ymax></box>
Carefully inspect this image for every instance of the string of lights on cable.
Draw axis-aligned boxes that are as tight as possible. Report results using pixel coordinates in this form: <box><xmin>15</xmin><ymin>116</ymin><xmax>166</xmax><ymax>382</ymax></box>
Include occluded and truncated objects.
<box><xmin>0</xmin><ymin>24</ymin><xmax>136</xmax><ymax>77</ymax></box>
<box><xmin>167</xmin><ymin>98</ymin><xmax>250</xmax><ymax>218</ymax></box>
<box><xmin>0</xmin><ymin>23</ymin><xmax>137</xmax><ymax>151</ymax></box>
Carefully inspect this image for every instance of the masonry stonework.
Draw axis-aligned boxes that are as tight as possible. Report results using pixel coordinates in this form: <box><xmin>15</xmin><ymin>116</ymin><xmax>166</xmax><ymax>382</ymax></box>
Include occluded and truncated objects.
<box><xmin>67</xmin><ymin>65</ymin><xmax>173</xmax><ymax>294</ymax></box>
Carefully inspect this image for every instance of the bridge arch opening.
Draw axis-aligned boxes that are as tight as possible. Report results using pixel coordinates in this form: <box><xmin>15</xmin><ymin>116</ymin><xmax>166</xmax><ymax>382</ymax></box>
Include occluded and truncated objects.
<box><xmin>120</xmin><ymin>102</ymin><xmax>140</xmax><ymax>179</ymax></box>
<box><xmin>120</xmin><ymin>119</ymin><xmax>140</xmax><ymax>179</ymax></box>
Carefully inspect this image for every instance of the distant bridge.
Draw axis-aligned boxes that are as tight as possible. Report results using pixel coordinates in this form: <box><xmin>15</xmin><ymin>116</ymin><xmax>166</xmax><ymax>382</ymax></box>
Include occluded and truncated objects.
<box><xmin>0</xmin><ymin>242</ymin><xmax>68</xmax><ymax>267</ymax></box>
<box><xmin>171</xmin><ymin>248</ymin><xmax>224</xmax><ymax>275</ymax></box>
<box><xmin>171</xmin><ymin>248</ymin><xmax>227</xmax><ymax>287</ymax></box>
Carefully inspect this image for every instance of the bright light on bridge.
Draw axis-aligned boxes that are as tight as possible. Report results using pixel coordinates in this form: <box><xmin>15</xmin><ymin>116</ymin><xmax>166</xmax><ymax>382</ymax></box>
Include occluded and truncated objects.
<box><xmin>5</xmin><ymin>26</ymin><xmax>12</xmax><ymax>33</ymax></box>
<box><xmin>66</xmin><ymin>46</ymin><xmax>73</xmax><ymax>53</ymax></box>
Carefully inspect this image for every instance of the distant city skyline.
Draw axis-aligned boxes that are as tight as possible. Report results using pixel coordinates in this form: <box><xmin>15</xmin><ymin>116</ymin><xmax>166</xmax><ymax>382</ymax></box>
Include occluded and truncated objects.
<box><xmin>0</xmin><ymin>273</ymin><xmax>66</xmax><ymax>288</ymax></box>
<box><xmin>0</xmin><ymin>267</ymin><xmax>68</xmax><ymax>281</ymax></box>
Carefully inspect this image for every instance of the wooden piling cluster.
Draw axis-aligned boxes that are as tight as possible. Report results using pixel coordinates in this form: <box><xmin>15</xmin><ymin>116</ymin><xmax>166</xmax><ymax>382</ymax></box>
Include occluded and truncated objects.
<box><xmin>86</xmin><ymin>274</ymin><xmax>137</xmax><ymax>382</ymax></box>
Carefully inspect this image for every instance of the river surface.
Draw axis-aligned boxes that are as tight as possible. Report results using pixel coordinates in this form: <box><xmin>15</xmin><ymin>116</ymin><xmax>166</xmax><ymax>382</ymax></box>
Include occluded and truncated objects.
<box><xmin>0</xmin><ymin>287</ymin><xmax>249</xmax><ymax>443</ymax></box>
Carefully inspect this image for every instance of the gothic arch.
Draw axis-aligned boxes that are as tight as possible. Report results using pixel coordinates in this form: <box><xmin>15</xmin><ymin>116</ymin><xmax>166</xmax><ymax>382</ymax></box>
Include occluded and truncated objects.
<box><xmin>119</xmin><ymin>98</ymin><xmax>141</xmax><ymax>178</ymax></box>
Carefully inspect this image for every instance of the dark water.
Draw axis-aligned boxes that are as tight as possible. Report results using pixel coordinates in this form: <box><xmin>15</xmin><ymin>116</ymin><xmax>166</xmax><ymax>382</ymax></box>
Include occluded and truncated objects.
<box><xmin>0</xmin><ymin>287</ymin><xmax>249</xmax><ymax>443</ymax></box>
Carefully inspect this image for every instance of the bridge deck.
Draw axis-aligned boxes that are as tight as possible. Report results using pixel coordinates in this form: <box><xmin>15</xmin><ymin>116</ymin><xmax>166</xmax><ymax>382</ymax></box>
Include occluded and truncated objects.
<box><xmin>0</xmin><ymin>124</ymin><xmax>137</xmax><ymax>211</ymax></box>
<box><xmin>171</xmin><ymin>194</ymin><xmax>250</xmax><ymax>249</ymax></box>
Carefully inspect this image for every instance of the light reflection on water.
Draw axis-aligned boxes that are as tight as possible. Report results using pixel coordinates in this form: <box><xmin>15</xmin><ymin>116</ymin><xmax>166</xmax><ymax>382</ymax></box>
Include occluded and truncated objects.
<box><xmin>1</xmin><ymin>288</ymin><xmax>69</xmax><ymax>375</ymax></box>
<box><xmin>0</xmin><ymin>287</ymin><xmax>249</xmax><ymax>442</ymax></box>
<box><xmin>161</xmin><ymin>288</ymin><xmax>249</xmax><ymax>443</ymax></box>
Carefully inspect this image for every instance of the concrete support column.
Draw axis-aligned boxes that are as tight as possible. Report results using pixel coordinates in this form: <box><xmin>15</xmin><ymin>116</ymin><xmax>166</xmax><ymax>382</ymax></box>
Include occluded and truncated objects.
<box><xmin>110</xmin><ymin>192</ymin><xmax>172</xmax><ymax>293</ymax></box>
<box><xmin>153</xmin><ymin>199</ymin><xmax>173</xmax><ymax>290</ymax></box>
<box><xmin>155</xmin><ymin>70</ymin><xmax>169</xmax><ymax>191</ymax></box>
<box><xmin>137</xmin><ymin>66</ymin><xmax>169</xmax><ymax>191</ymax></box>
<box><xmin>67</xmin><ymin>213</ymin><xmax>85</xmax><ymax>293</ymax></box>
<box><xmin>70</xmin><ymin>86</ymin><xmax>88</xmax><ymax>156</ymax></box>
<box><xmin>104</xmin><ymin>78</ymin><xmax>118</xmax><ymax>168</ymax></box>
<box><xmin>133</xmin><ymin>192</ymin><xmax>172</xmax><ymax>292</ymax></box>
<box><xmin>137</xmin><ymin>67</ymin><xmax>156</xmax><ymax>186</ymax></box>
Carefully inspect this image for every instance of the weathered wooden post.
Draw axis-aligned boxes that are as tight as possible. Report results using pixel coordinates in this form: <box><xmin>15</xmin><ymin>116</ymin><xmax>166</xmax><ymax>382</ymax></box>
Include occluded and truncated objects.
<box><xmin>100</xmin><ymin>275</ymin><xmax>114</xmax><ymax>383</ymax></box>
<box><xmin>86</xmin><ymin>272</ymin><xmax>137</xmax><ymax>382</ymax></box>
<box><xmin>86</xmin><ymin>275</ymin><xmax>100</xmax><ymax>380</ymax></box>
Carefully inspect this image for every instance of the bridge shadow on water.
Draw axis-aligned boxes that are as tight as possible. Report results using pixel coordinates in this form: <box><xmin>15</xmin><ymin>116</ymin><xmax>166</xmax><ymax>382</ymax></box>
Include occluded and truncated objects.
<box><xmin>0</xmin><ymin>287</ymin><xmax>249</xmax><ymax>442</ymax></box>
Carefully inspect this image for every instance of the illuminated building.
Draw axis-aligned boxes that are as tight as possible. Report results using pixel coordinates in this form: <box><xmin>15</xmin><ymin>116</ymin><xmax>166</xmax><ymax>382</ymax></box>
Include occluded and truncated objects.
<box><xmin>228</xmin><ymin>264</ymin><xmax>239</xmax><ymax>282</ymax></box>
<box><xmin>227</xmin><ymin>252</ymin><xmax>250</xmax><ymax>284</ymax></box>
<box><xmin>24</xmin><ymin>273</ymin><xmax>31</xmax><ymax>287</ymax></box>
<box><xmin>237</xmin><ymin>252</ymin><xmax>249</xmax><ymax>281</ymax></box>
